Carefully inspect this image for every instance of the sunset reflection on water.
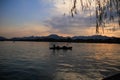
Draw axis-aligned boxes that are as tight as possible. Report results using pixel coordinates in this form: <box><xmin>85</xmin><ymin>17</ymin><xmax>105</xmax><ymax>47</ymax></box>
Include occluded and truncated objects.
<box><xmin>0</xmin><ymin>42</ymin><xmax>120</xmax><ymax>80</ymax></box>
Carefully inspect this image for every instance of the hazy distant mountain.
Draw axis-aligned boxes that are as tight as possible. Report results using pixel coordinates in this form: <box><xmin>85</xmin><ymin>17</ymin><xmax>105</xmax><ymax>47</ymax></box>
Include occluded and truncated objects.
<box><xmin>47</xmin><ymin>34</ymin><xmax>61</xmax><ymax>39</ymax></box>
<box><xmin>72</xmin><ymin>35</ymin><xmax>111</xmax><ymax>40</ymax></box>
<box><xmin>11</xmin><ymin>36</ymin><xmax>43</xmax><ymax>41</ymax></box>
<box><xmin>1</xmin><ymin>34</ymin><xmax>120</xmax><ymax>43</ymax></box>
<box><xmin>10</xmin><ymin>34</ymin><xmax>119</xmax><ymax>40</ymax></box>
<box><xmin>46</xmin><ymin>34</ymin><xmax>64</xmax><ymax>39</ymax></box>
<box><xmin>0</xmin><ymin>36</ymin><xmax>7</xmax><ymax>41</ymax></box>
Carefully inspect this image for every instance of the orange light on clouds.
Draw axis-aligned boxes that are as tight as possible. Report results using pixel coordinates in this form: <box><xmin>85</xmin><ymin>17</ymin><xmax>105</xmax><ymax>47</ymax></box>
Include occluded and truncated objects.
<box><xmin>0</xmin><ymin>23</ymin><xmax>120</xmax><ymax>38</ymax></box>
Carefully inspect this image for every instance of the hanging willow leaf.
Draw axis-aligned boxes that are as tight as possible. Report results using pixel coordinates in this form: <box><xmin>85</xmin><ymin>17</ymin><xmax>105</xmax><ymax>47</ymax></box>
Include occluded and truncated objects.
<box><xmin>62</xmin><ymin>0</ymin><xmax>120</xmax><ymax>33</ymax></box>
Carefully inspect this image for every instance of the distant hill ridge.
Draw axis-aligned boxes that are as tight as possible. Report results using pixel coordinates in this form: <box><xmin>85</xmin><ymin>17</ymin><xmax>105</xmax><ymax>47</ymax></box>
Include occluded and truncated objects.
<box><xmin>0</xmin><ymin>34</ymin><xmax>120</xmax><ymax>43</ymax></box>
<box><xmin>0</xmin><ymin>36</ymin><xmax>7</xmax><ymax>41</ymax></box>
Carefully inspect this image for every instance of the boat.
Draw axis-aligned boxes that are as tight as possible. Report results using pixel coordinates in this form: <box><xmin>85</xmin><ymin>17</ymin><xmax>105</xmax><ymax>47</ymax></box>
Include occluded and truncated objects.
<box><xmin>49</xmin><ymin>45</ymin><xmax>72</xmax><ymax>50</ymax></box>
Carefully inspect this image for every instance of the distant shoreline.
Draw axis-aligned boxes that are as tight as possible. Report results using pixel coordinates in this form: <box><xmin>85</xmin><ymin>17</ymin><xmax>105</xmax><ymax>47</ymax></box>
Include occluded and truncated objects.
<box><xmin>0</xmin><ymin>40</ymin><xmax>120</xmax><ymax>44</ymax></box>
<box><xmin>0</xmin><ymin>34</ymin><xmax>120</xmax><ymax>44</ymax></box>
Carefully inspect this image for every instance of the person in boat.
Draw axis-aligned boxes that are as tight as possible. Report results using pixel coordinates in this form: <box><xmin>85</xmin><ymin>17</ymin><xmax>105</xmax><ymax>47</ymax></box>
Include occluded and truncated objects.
<box><xmin>62</xmin><ymin>46</ymin><xmax>67</xmax><ymax>49</ymax></box>
<box><xmin>50</xmin><ymin>44</ymin><xmax>72</xmax><ymax>50</ymax></box>
<box><xmin>53</xmin><ymin>44</ymin><xmax>60</xmax><ymax>49</ymax></box>
<box><xmin>53</xmin><ymin>44</ymin><xmax>56</xmax><ymax>48</ymax></box>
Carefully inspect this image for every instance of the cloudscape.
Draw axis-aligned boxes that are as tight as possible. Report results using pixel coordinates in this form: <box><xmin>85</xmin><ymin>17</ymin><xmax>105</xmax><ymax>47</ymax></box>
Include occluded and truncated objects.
<box><xmin>0</xmin><ymin>0</ymin><xmax>120</xmax><ymax>38</ymax></box>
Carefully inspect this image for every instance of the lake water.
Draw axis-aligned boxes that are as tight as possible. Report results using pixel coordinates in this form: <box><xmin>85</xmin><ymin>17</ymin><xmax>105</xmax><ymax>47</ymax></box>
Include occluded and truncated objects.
<box><xmin>0</xmin><ymin>42</ymin><xmax>120</xmax><ymax>80</ymax></box>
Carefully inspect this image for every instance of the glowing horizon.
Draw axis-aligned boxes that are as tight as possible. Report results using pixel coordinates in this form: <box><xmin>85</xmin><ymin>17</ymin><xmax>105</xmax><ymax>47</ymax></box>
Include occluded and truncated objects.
<box><xmin>0</xmin><ymin>0</ymin><xmax>120</xmax><ymax>38</ymax></box>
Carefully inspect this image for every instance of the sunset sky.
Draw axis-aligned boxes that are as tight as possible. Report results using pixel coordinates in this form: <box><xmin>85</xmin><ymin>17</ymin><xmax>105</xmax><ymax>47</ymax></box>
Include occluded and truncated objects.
<box><xmin>0</xmin><ymin>0</ymin><xmax>120</xmax><ymax>38</ymax></box>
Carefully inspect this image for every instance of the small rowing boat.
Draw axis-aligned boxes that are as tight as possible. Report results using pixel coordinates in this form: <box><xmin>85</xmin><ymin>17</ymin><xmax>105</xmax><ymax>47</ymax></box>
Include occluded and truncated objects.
<box><xmin>50</xmin><ymin>45</ymin><xmax>72</xmax><ymax>50</ymax></box>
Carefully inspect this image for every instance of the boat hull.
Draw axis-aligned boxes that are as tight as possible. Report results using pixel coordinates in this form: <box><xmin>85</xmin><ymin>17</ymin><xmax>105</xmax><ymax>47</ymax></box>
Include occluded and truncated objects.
<box><xmin>50</xmin><ymin>46</ymin><xmax>72</xmax><ymax>50</ymax></box>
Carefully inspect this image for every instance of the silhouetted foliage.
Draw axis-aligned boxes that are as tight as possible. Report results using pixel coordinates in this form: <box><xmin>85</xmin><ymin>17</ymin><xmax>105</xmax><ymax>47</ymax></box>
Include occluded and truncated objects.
<box><xmin>64</xmin><ymin>0</ymin><xmax>120</xmax><ymax>33</ymax></box>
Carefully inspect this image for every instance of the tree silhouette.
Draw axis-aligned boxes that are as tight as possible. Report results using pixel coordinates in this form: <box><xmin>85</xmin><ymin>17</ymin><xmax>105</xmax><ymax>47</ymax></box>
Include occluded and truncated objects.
<box><xmin>63</xmin><ymin>0</ymin><xmax>120</xmax><ymax>33</ymax></box>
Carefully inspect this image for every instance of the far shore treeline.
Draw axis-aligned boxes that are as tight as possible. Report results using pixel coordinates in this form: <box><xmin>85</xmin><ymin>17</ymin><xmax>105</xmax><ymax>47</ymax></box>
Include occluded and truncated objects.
<box><xmin>0</xmin><ymin>34</ymin><xmax>120</xmax><ymax>44</ymax></box>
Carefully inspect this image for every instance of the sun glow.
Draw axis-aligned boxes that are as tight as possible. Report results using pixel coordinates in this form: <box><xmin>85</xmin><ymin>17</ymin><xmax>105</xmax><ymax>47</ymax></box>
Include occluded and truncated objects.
<box><xmin>0</xmin><ymin>0</ymin><xmax>120</xmax><ymax>38</ymax></box>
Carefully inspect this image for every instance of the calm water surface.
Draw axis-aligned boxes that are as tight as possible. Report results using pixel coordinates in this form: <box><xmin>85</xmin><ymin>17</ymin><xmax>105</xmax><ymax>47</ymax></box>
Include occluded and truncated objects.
<box><xmin>0</xmin><ymin>42</ymin><xmax>120</xmax><ymax>80</ymax></box>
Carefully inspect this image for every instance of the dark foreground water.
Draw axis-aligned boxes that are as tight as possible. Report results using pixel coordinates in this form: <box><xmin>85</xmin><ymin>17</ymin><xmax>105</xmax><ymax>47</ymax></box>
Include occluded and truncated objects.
<box><xmin>0</xmin><ymin>42</ymin><xmax>120</xmax><ymax>80</ymax></box>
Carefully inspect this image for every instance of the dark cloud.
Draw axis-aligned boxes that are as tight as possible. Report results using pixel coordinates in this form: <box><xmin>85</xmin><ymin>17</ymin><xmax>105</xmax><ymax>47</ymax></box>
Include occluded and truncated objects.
<box><xmin>44</xmin><ymin>14</ymin><xmax>96</xmax><ymax>35</ymax></box>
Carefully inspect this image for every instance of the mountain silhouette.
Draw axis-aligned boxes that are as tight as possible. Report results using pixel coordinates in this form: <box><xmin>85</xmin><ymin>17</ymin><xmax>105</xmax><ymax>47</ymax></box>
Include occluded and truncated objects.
<box><xmin>0</xmin><ymin>34</ymin><xmax>120</xmax><ymax>43</ymax></box>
